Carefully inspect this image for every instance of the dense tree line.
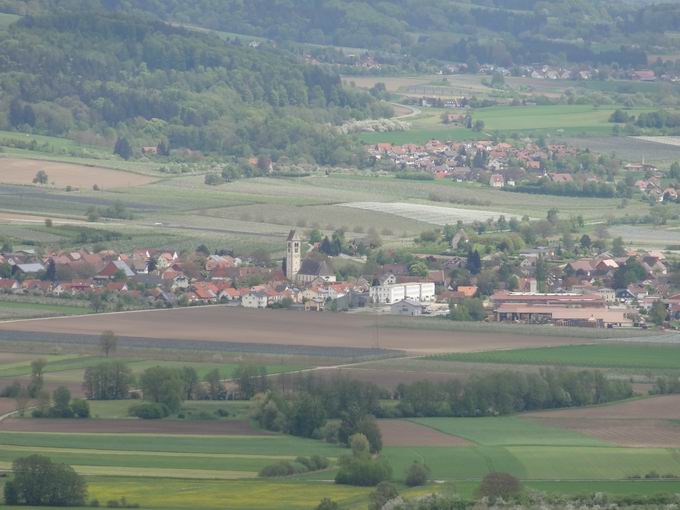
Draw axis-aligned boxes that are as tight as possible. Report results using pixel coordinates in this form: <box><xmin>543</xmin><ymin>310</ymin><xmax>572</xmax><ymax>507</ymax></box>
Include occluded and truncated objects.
<box><xmin>0</xmin><ymin>10</ymin><xmax>390</xmax><ymax>165</ymax></box>
<box><xmin>36</xmin><ymin>0</ymin><xmax>659</xmax><ymax>67</ymax></box>
<box><xmin>509</xmin><ymin>181</ymin><xmax>618</xmax><ymax>199</ymax></box>
<box><xmin>395</xmin><ymin>369</ymin><xmax>633</xmax><ymax>417</ymax></box>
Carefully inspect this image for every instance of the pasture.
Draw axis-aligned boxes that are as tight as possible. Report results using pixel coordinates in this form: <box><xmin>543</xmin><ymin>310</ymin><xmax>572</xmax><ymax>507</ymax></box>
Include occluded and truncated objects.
<box><xmin>427</xmin><ymin>343</ymin><xmax>680</xmax><ymax>370</ymax></box>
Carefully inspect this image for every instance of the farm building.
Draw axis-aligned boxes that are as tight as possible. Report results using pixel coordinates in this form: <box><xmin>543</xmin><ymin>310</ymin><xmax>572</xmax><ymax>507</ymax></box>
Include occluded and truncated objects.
<box><xmin>494</xmin><ymin>304</ymin><xmax>632</xmax><ymax>328</ymax></box>
<box><xmin>390</xmin><ymin>299</ymin><xmax>425</xmax><ymax>316</ymax></box>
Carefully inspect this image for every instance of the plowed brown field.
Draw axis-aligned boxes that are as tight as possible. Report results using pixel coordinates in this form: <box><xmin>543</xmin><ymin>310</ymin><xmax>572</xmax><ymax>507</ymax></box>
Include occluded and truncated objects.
<box><xmin>0</xmin><ymin>306</ymin><xmax>589</xmax><ymax>355</ymax></box>
<box><xmin>378</xmin><ymin>419</ymin><xmax>471</xmax><ymax>446</ymax></box>
<box><xmin>0</xmin><ymin>158</ymin><xmax>156</xmax><ymax>188</ymax></box>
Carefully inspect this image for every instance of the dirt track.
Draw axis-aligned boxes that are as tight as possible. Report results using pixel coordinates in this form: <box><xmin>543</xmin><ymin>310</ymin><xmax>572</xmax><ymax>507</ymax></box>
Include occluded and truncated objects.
<box><xmin>0</xmin><ymin>158</ymin><xmax>155</xmax><ymax>188</ymax></box>
<box><xmin>0</xmin><ymin>418</ymin><xmax>270</xmax><ymax>435</ymax></box>
<box><xmin>0</xmin><ymin>306</ymin><xmax>589</xmax><ymax>355</ymax></box>
<box><xmin>378</xmin><ymin>419</ymin><xmax>471</xmax><ymax>446</ymax></box>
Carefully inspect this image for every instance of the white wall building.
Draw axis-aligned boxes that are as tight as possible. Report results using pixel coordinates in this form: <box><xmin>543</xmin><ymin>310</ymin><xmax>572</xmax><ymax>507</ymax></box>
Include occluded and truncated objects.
<box><xmin>370</xmin><ymin>282</ymin><xmax>435</xmax><ymax>304</ymax></box>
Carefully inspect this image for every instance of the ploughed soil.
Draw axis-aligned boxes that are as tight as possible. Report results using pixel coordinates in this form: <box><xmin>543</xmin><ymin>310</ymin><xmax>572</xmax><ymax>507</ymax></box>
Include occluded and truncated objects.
<box><xmin>0</xmin><ymin>158</ymin><xmax>155</xmax><ymax>188</ymax></box>
<box><xmin>378</xmin><ymin>419</ymin><xmax>471</xmax><ymax>447</ymax></box>
<box><xmin>0</xmin><ymin>418</ymin><xmax>271</xmax><ymax>435</ymax></box>
<box><xmin>0</xmin><ymin>306</ymin><xmax>589</xmax><ymax>355</ymax></box>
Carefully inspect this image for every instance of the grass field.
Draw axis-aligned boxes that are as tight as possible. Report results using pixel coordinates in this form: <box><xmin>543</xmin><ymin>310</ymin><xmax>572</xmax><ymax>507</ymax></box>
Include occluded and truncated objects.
<box><xmin>358</xmin><ymin>105</ymin><xmax>652</xmax><ymax>145</ymax></box>
<box><xmin>426</xmin><ymin>343</ymin><xmax>680</xmax><ymax>370</ymax></box>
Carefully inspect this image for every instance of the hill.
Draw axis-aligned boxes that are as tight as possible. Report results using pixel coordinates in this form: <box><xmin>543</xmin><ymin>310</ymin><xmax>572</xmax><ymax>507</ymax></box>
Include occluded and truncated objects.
<box><xmin>0</xmin><ymin>10</ymin><xmax>390</xmax><ymax>164</ymax></box>
<box><xmin>12</xmin><ymin>0</ymin><xmax>676</xmax><ymax>68</ymax></box>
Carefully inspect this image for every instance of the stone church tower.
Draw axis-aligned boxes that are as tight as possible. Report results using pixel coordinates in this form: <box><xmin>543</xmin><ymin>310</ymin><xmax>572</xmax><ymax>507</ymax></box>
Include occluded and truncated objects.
<box><xmin>286</xmin><ymin>230</ymin><xmax>301</xmax><ymax>280</ymax></box>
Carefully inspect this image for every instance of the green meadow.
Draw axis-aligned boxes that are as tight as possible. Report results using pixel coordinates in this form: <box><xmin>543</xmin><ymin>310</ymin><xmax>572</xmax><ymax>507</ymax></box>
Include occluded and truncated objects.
<box><xmin>427</xmin><ymin>343</ymin><xmax>680</xmax><ymax>370</ymax></box>
<box><xmin>359</xmin><ymin>104</ymin><xmax>652</xmax><ymax>144</ymax></box>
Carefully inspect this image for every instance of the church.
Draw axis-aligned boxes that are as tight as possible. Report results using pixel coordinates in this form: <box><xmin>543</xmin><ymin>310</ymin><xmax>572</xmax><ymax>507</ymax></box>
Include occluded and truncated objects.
<box><xmin>286</xmin><ymin>230</ymin><xmax>336</xmax><ymax>284</ymax></box>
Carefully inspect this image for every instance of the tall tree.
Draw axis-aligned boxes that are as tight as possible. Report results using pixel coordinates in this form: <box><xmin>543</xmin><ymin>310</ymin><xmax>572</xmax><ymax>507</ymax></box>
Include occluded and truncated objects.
<box><xmin>99</xmin><ymin>330</ymin><xmax>118</xmax><ymax>357</ymax></box>
<box><xmin>113</xmin><ymin>137</ymin><xmax>133</xmax><ymax>160</ymax></box>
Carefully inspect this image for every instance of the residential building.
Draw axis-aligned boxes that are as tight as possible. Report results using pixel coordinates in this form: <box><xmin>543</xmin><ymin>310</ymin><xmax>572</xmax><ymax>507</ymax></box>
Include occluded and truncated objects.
<box><xmin>370</xmin><ymin>282</ymin><xmax>436</xmax><ymax>304</ymax></box>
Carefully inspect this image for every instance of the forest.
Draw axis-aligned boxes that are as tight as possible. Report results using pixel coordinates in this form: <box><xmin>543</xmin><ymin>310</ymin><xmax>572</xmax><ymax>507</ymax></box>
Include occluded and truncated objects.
<box><xmin>0</xmin><ymin>11</ymin><xmax>391</xmax><ymax>164</ymax></box>
<box><xmin>2</xmin><ymin>0</ymin><xmax>670</xmax><ymax>67</ymax></box>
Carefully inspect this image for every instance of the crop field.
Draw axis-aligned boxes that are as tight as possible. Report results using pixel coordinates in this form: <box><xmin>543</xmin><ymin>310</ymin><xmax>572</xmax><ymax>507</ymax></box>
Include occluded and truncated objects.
<box><xmin>383</xmin><ymin>412</ymin><xmax>680</xmax><ymax>480</ymax></box>
<box><xmin>412</xmin><ymin>416</ymin><xmax>606</xmax><ymax>447</ymax></box>
<box><xmin>0</xmin><ymin>418</ymin><xmax>270</xmax><ymax>435</ymax></box>
<box><xmin>87</xmin><ymin>477</ymin><xmax>372</xmax><ymax>510</ymax></box>
<box><xmin>315</xmin><ymin>175</ymin><xmax>650</xmax><ymax>220</ymax></box>
<box><xmin>377</xmin><ymin>419</ymin><xmax>472</xmax><ymax>446</ymax></box>
<box><xmin>609</xmin><ymin>225</ymin><xmax>680</xmax><ymax>248</ymax></box>
<box><xmin>202</xmin><ymin>203</ymin><xmax>431</xmax><ymax>236</ymax></box>
<box><xmin>426</xmin><ymin>343</ymin><xmax>680</xmax><ymax>370</ymax></box>
<box><xmin>0</xmin><ymin>157</ymin><xmax>157</xmax><ymax>188</ymax></box>
<box><xmin>0</xmin><ymin>306</ymin><xmax>594</xmax><ymax>356</ymax></box>
<box><xmin>0</xmin><ymin>149</ymin><xmax>656</xmax><ymax>257</ymax></box>
<box><xmin>341</xmin><ymin>201</ymin><xmax>523</xmax><ymax>224</ymax></box>
<box><xmin>565</xmin><ymin>135</ymin><xmax>680</xmax><ymax>164</ymax></box>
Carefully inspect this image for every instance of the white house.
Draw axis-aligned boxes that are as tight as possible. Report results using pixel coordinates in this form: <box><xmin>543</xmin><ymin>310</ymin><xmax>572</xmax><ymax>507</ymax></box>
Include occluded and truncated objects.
<box><xmin>242</xmin><ymin>292</ymin><xmax>268</xmax><ymax>309</ymax></box>
<box><xmin>370</xmin><ymin>282</ymin><xmax>436</xmax><ymax>304</ymax></box>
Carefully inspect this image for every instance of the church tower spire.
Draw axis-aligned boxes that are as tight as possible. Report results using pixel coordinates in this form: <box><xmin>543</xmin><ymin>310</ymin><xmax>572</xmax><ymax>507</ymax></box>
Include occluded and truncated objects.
<box><xmin>286</xmin><ymin>230</ymin><xmax>301</xmax><ymax>280</ymax></box>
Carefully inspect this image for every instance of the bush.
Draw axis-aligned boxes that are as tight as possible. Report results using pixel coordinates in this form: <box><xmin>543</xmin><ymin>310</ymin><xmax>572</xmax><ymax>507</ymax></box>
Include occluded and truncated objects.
<box><xmin>71</xmin><ymin>398</ymin><xmax>90</xmax><ymax>418</ymax></box>
<box><xmin>128</xmin><ymin>402</ymin><xmax>169</xmax><ymax>419</ymax></box>
<box><xmin>404</xmin><ymin>461</ymin><xmax>430</xmax><ymax>487</ymax></box>
<box><xmin>335</xmin><ymin>457</ymin><xmax>392</xmax><ymax>487</ymax></box>
<box><xmin>259</xmin><ymin>456</ymin><xmax>329</xmax><ymax>478</ymax></box>
<box><xmin>316</xmin><ymin>498</ymin><xmax>339</xmax><ymax>510</ymax></box>
<box><xmin>296</xmin><ymin>455</ymin><xmax>330</xmax><ymax>471</ymax></box>
<box><xmin>478</xmin><ymin>472</ymin><xmax>522</xmax><ymax>500</ymax></box>
<box><xmin>369</xmin><ymin>481</ymin><xmax>399</xmax><ymax>510</ymax></box>
<box><xmin>258</xmin><ymin>461</ymin><xmax>307</xmax><ymax>477</ymax></box>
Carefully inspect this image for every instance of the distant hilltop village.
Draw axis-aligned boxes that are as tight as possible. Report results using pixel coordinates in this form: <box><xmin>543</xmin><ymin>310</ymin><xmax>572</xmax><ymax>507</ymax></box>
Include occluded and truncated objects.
<box><xmin>0</xmin><ymin>226</ymin><xmax>676</xmax><ymax>327</ymax></box>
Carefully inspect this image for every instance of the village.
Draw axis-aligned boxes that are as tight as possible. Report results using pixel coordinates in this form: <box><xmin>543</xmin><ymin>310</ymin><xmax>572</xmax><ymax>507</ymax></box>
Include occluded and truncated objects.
<box><xmin>369</xmin><ymin>138</ymin><xmax>680</xmax><ymax>203</ymax></box>
<box><xmin>0</xmin><ymin>220</ymin><xmax>678</xmax><ymax>329</ymax></box>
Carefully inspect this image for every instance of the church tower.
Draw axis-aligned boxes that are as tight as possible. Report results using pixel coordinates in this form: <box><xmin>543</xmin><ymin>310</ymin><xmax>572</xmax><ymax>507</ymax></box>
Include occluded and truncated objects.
<box><xmin>286</xmin><ymin>230</ymin><xmax>301</xmax><ymax>280</ymax></box>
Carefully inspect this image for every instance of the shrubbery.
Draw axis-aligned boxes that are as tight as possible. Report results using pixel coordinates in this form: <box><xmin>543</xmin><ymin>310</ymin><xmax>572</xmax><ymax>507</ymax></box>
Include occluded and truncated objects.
<box><xmin>31</xmin><ymin>386</ymin><xmax>90</xmax><ymax>419</ymax></box>
<box><xmin>4</xmin><ymin>455</ymin><xmax>87</xmax><ymax>506</ymax></box>
<box><xmin>258</xmin><ymin>456</ymin><xmax>329</xmax><ymax>477</ymax></box>
<box><xmin>478</xmin><ymin>472</ymin><xmax>522</xmax><ymax>501</ymax></box>
<box><xmin>128</xmin><ymin>402</ymin><xmax>170</xmax><ymax>419</ymax></box>
<box><xmin>335</xmin><ymin>457</ymin><xmax>392</xmax><ymax>487</ymax></box>
<box><xmin>335</xmin><ymin>434</ymin><xmax>392</xmax><ymax>487</ymax></box>
<box><xmin>404</xmin><ymin>461</ymin><xmax>430</xmax><ymax>487</ymax></box>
